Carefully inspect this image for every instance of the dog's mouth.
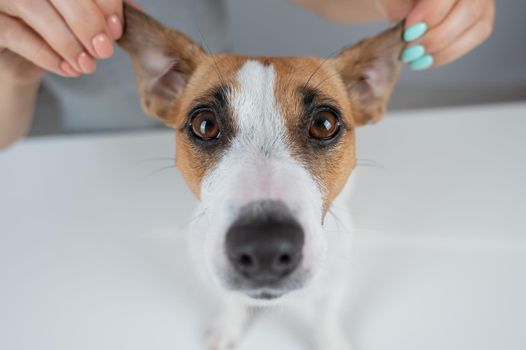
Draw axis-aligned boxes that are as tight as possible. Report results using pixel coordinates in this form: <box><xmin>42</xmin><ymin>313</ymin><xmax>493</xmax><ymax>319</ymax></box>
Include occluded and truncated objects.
<box><xmin>225</xmin><ymin>269</ymin><xmax>310</xmax><ymax>303</ymax></box>
<box><xmin>221</xmin><ymin>268</ymin><xmax>308</xmax><ymax>301</ymax></box>
<box><xmin>246</xmin><ymin>289</ymin><xmax>284</xmax><ymax>300</ymax></box>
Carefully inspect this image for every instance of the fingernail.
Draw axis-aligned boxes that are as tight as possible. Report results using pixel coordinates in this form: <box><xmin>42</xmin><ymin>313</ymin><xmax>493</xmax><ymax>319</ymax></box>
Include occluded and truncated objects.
<box><xmin>77</xmin><ymin>52</ymin><xmax>97</xmax><ymax>74</ymax></box>
<box><xmin>401</xmin><ymin>44</ymin><xmax>426</xmax><ymax>64</ymax></box>
<box><xmin>92</xmin><ymin>33</ymin><xmax>114</xmax><ymax>59</ymax></box>
<box><xmin>403</xmin><ymin>22</ymin><xmax>428</xmax><ymax>42</ymax></box>
<box><xmin>60</xmin><ymin>61</ymin><xmax>80</xmax><ymax>77</ymax></box>
<box><xmin>107</xmin><ymin>15</ymin><xmax>123</xmax><ymax>40</ymax></box>
<box><xmin>409</xmin><ymin>54</ymin><xmax>434</xmax><ymax>71</ymax></box>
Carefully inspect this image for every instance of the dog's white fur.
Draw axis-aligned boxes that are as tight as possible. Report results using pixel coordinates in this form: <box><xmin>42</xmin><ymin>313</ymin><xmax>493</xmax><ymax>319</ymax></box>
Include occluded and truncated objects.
<box><xmin>187</xmin><ymin>61</ymin><xmax>358</xmax><ymax>349</ymax></box>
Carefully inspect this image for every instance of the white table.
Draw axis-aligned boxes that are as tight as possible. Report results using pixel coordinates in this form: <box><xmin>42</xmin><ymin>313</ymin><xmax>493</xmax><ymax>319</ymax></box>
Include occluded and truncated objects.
<box><xmin>1</xmin><ymin>103</ymin><xmax>525</xmax><ymax>350</ymax></box>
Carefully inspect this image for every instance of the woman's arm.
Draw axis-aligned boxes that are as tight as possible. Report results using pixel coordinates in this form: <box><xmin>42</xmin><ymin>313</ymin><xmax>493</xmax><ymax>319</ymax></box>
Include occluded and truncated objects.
<box><xmin>0</xmin><ymin>78</ymin><xmax>40</xmax><ymax>150</ymax></box>
<box><xmin>0</xmin><ymin>41</ymin><xmax>45</xmax><ymax>150</ymax></box>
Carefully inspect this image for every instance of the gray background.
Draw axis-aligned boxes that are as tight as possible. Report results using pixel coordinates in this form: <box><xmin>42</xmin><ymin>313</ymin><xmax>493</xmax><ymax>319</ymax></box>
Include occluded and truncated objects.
<box><xmin>224</xmin><ymin>0</ymin><xmax>526</xmax><ymax>109</ymax></box>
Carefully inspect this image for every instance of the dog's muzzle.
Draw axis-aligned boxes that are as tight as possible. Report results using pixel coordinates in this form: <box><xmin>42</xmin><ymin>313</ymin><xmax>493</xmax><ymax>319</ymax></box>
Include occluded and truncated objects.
<box><xmin>225</xmin><ymin>200</ymin><xmax>304</xmax><ymax>294</ymax></box>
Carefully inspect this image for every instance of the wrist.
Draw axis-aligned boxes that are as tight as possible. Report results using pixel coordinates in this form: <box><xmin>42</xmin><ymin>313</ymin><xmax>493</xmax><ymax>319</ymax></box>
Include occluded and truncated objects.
<box><xmin>0</xmin><ymin>58</ymin><xmax>46</xmax><ymax>88</ymax></box>
<box><xmin>1</xmin><ymin>73</ymin><xmax>43</xmax><ymax>91</ymax></box>
<box><xmin>0</xmin><ymin>73</ymin><xmax>40</xmax><ymax>150</ymax></box>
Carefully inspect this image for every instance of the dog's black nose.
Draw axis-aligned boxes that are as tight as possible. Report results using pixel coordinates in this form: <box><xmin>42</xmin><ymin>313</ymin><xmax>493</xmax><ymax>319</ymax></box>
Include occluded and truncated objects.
<box><xmin>225</xmin><ymin>200</ymin><xmax>304</xmax><ymax>285</ymax></box>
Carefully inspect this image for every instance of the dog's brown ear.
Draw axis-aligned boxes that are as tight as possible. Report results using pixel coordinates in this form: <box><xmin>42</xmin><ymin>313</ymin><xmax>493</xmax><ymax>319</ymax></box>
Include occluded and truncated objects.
<box><xmin>118</xmin><ymin>4</ymin><xmax>205</xmax><ymax>125</ymax></box>
<box><xmin>331</xmin><ymin>24</ymin><xmax>405</xmax><ymax>127</ymax></box>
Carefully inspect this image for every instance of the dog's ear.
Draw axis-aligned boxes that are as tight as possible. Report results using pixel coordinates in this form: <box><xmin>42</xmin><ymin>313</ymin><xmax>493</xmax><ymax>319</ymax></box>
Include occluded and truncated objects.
<box><xmin>331</xmin><ymin>24</ymin><xmax>405</xmax><ymax>127</ymax></box>
<box><xmin>118</xmin><ymin>4</ymin><xmax>206</xmax><ymax>125</ymax></box>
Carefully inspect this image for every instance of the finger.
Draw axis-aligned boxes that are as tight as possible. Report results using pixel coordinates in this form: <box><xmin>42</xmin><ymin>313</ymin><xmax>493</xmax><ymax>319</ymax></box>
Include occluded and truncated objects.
<box><xmin>97</xmin><ymin>0</ymin><xmax>147</xmax><ymax>40</ymax></box>
<box><xmin>415</xmin><ymin>0</ymin><xmax>486</xmax><ymax>54</ymax></box>
<box><xmin>0</xmin><ymin>13</ymin><xmax>71</xmax><ymax>77</ymax></box>
<box><xmin>405</xmin><ymin>0</ymin><xmax>458</xmax><ymax>29</ymax></box>
<box><xmin>6</xmin><ymin>0</ymin><xmax>88</xmax><ymax>73</ymax></box>
<box><xmin>94</xmin><ymin>0</ymin><xmax>125</xmax><ymax>40</ymax></box>
<box><xmin>375</xmin><ymin>0</ymin><xmax>418</xmax><ymax>23</ymax></box>
<box><xmin>98</xmin><ymin>1</ymin><xmax>146</xmax><ymax>42</ymax></box>
<box><xmin>432</xmin><ymin>15</ymin><xmax>494</xmax><ymax>67</ymax></box>
<box><xmin>49</xmin><ymin>0</ymin><xmax>114</xmax><ymax>59</ymax></box>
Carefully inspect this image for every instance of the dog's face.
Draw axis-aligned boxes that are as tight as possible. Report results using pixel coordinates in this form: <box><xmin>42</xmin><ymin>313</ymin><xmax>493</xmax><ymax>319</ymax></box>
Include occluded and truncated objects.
<box><xmin>119</xmin><ymin>5</ymin><xmax>403</xmax><ymax>302</ymax></box>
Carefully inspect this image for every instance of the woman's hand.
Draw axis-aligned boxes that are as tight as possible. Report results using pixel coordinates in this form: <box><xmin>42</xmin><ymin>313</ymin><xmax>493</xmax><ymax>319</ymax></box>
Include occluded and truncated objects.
<box><xmin>379</xmin><ymin>0</ymin><xmax>496</xmax><ymax>70</ymax></box>
<box><xmin>0</xmin><ymin>0</ymin><xmax>143</xmax><ymax>84</ymax></box>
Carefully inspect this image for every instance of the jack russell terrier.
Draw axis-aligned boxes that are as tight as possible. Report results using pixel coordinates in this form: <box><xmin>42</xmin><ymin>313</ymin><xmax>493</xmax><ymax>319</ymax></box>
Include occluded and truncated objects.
<box><xmin>118</xmin><ymin>4</ymin><xmax>405</xmax><ymax>350</ymax></box>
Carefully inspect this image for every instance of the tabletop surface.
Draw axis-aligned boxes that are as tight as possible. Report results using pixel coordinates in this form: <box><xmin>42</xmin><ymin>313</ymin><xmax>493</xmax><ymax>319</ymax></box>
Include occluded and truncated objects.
<box><xmin>1</xmin><ymin>103</ymin><xmax>525</xmax><ymax>350</ymax></box>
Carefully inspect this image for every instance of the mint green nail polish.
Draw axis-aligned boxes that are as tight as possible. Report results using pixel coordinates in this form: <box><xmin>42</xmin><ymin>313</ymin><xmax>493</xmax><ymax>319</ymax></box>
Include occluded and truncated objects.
<box><xmin>409</xmin><ymin>54</ymin><xmax>434</xmax><ymax>71</ymax></box>
<box><xmin>403</xmin><ymin>22</ymin><xmax>428</xmax><ymax>42</ymax></box>
<box><xmin>401</xmin><ymin>45</ymin><xmax>426</xmax><ymax>63</ymax></box>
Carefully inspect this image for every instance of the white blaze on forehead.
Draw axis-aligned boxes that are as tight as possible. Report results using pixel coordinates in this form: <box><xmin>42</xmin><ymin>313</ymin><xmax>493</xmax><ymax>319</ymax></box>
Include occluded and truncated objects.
<box><xmin>231</xmin><ymin>60</ymin><xmax>286</xmax><ymax>153</ymax></box>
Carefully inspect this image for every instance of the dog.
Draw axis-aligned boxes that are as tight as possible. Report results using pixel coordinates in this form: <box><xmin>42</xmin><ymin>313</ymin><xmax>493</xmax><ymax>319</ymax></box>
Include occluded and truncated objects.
<box><xmin>118</xmin><ymin>4</ymin><xmax>405</xmax><ymax>349</ymax></box>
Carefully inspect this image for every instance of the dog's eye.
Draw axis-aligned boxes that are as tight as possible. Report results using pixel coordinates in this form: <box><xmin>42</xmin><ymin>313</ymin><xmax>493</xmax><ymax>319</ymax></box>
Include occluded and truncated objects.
<box><xmin>309</xmin><ymin>110</ymin><xmax>340</xmax><ymax>140</ymax></box>
<box><xmin>191</xmin><ymin>110</ymin><xmax>220</xmax><ymax>141</ymax></box>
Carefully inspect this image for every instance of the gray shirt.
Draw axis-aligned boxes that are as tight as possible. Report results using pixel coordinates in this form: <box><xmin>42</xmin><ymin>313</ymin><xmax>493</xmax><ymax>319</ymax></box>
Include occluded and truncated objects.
<box><xmin>31</xmin><ymin>0</ymin><xmax>227</xmax><ymax>135</ymax></box>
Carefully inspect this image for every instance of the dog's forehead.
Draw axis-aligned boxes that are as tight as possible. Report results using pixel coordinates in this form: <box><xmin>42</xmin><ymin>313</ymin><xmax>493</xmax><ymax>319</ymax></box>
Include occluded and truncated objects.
<box><xmin>176</xmin><ymin>55</ymin><xmax>352</xmax><ymax>126</ymax></box>
<box><xmin>174</xmin><ymin>56</ymin><xmax>356</xmax><ymax>207</ymax></box>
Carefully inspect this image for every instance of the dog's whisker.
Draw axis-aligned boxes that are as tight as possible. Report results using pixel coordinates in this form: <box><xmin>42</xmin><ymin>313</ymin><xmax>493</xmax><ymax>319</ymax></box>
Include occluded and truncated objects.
<box><xmin>197</xmin><ymin>27</ymin><xmax>228</xmax><ymax>94</ymax></box>
<box><xmin>138</xmin><ymin>156</ymin><xmax>176</xmax><ymax>162</ymax></box>
<box><xmin>356</xmin><ymin>161</ymin><xmax>381</xmax><ymax>166</ymax></box>
<box><xmin>356</xmin><ymin>157</ymin><xmax>381</xmax><ymax>164</ymax></box>
<box><xmin>311</xmin><ymin>71</ymin><xmax>343</xmax><ymax>91</ymax></box>
<box><xmin>178</xmin><ymin>210</ymin><xmax>207</xmax><ymax>230</ymax></box>
<box><xmin>327</xmin><ymin>208</ymin><xmax>349</xmax><ymax>233</ymax></box>
<box><xmin>356</xmin><ymin>163</ymin><xmax>387</xmax><ymax>170</ymax></box>
<box><xmin>142</xmin><ymin>165</ymin><xmax>177</xmax><ymax>179</ymax></box>
<box><xmin>133</xmin><ymin>157</ymin><xmax>176</xmax><ymax>168</ymax></box>
<box><xmin>304</xmin><ymin>46</ymin><xmax>342</xmax><ymax>88</ymax></box>
<box><xmin>323</xmin><ymin>229</ymin><xmax>354</xmax><ymax>236</ymax></box>
<box><xmin>356</xmin><ymin>158</ymin><xmax>388</xmax><ymax>170</ymax></box>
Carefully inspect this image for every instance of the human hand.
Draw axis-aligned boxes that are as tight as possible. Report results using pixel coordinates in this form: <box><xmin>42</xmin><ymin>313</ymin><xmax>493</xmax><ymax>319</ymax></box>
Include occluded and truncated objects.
<box><xmin>378</xmin><ymin>0</ymin><xmax>495</xmax><ymax>70</ymax></box>
<box><xmin>0</xmin><ymin>0</ymin><xmax>142</xmax><ymax>84</ymax></box>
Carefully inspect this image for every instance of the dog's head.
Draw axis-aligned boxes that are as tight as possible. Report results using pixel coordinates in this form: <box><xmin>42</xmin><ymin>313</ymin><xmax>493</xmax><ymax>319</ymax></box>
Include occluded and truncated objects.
<box><xmin>119</xmin><ymin>5</ymin><xmax>404</xmax><ymax>303</ymax></box>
